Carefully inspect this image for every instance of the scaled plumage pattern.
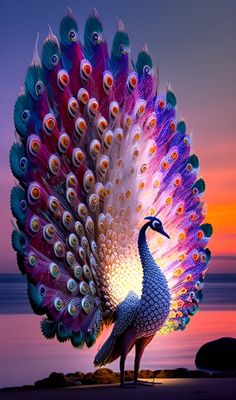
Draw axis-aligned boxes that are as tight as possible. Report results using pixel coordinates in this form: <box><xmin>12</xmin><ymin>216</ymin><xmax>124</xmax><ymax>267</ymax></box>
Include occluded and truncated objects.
<box><xmin>10</xmin><ymin>8</ymin><xmax>213</xmax><ymax>385</ymax></box>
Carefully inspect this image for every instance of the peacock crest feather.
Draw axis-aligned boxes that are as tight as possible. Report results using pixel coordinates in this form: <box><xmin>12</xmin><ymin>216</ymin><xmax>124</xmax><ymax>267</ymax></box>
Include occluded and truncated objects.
<box><xmin>10</xmin><ymin>9</ymin><xmax>212</xmax><ymax>355</ymax></box>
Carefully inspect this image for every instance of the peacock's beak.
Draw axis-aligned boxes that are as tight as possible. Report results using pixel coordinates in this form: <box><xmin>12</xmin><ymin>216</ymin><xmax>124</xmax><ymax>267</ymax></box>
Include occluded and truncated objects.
<box><xmin>160</xmin><ymin>229</ymin><xmax>170</xmax><ymax>239</ymax></box>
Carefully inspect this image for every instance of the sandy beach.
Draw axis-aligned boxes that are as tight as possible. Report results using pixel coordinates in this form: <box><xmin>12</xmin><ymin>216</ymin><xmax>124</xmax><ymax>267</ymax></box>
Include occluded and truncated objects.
<box><xmin>0</xmin><ymin>379</ymin><xmax>236</xmax><ymax>400</ymax></box>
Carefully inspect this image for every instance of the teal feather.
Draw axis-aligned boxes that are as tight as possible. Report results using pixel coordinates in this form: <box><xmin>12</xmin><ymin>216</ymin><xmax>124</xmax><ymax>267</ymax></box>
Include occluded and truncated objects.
<box><xmin>84</xmin><ymin>15</ymin><xmax>103</xmax><ymax>52</ymax></box>
<box><xmin>111</xmin><ymin>30</ymin><xmax>130</xmax><ymax>58</ymax></box>
<box><xmin>14</xmin><ymin>94</ymin><xmax>32</xmax><ymax>139</ymax></box>
<box><xmin>27</xmin><ymin>282</ymin><xmax>45</xmax><ymax>315</ymax></box>
<box><xmin>166</xmin><ymin>90</ymin><xmax>177</xmax><ymax>108</ymax></box>
<box><xmin>188</xmin><ymin>154</ymin><xmax>199</xmax><ymax>169</ymax></box>
<box><xmin>59</xmin><ymin>15</ymin><xmax>78</xmax><ymax>47</ymax></box>
<box><xmin>42</xmin><ymin>37</ymin><xmax>60</xmax><ymax>71</ymax></box>
<box><xmin>10</xmin><ymin>186</ymin><xmax>26</xmax><ymax>226</ymax></box>
<box><xmin>71</xmin><ymin>331</ymin><xmax>85</xmax><ymax>348</ymax></box>
<box><xmin>199</xmin><ymin>224</ymin><xmax>213</xmax><ymax>238</ymax></box>
<box><xmin>56</xmin><ymin>321</ymin><xmax>71</xmax><ymax>342</ymax></box>
<box><xmin>204</xmin><ymin>248</ymin><xmax>212</xmax><ymax>262</ymax></box>
<box><xmin>11</xmin><ymin>230</ymin><xmax>27</xmax><ymax>255</ymax></box>
<box><xmin>192</xmin><ymin>178</ymin><xmax>205</xmax><ymax>194</ymax></box>
<box><xmin>177</xmin><ymin>120</ymin><xmax>186</xmax><ymax>134</ymax></box>
<box><xmin>136</xmin><ymin>50</ymin><xmax>152</xmax><ymax>77</ymax></box>
<box><xmin>85</xmin><ymin>331</ymin><xmax>96</xmax><ymax>348</ymax></box>
<box><xmin>41</xmin><ymin>318</ymin><xmax>57</xmax><ymax>339</ymax></box>
<box><xmin>25</xmin><ymin>64</ymin><xmax>44</xmax><ymax>99</ymax></box>
<box><xmin>9</xmin><ymin>143</ymin><xmax>28</xmax><ymax>180</ymax></box>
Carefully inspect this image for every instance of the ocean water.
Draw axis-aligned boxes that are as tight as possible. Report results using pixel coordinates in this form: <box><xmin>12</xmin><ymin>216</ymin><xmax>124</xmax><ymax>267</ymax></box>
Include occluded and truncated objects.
<box><xmin>0</xmin><ymin>274</ymin><xmax>236</xmax><ymax>388</ymax></box>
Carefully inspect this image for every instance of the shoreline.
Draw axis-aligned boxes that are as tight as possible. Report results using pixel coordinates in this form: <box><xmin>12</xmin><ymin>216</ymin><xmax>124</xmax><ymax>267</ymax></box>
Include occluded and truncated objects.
<box><xmin>0</xmin><ymin>378</ymin><xmax>236</xmax><ymax>400</ymax></box>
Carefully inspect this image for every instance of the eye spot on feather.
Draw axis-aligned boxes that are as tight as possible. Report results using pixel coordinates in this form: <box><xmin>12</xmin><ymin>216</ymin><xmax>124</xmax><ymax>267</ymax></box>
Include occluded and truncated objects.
<box><xmin>174</xmin><ymin>177</ymin><xmax>181</xmax><ymax>187</ymax></box>
<box><xmin>187</xmin><ymin>163</ymin><xmax>193</xmax><ymax>172</ymax></box>
<box><xmin>140</xmin><ymin>163</ymin><xmax>147</xmax><ymax>173</ymax></box>
<box><xmin>109</xmin><ymin>101</ymin><xmax>119</xmax><ymax>120</ymax></box>
<box><xmin>153</xmin><ymin>179</ymin><xmax>159</xmax><ymax>188</ymax></box>
<box><xmin>43</xmin><ymin>113</ymin><xmax>56</xmax><ymax>135</ymax></box>
<box><xmin>35</xmin><ymin>80</ymin><xmax>44</xmax><ymax>96</ymax></box>
<box><xmin>90</xmin><ymin>139</ymin><xmax>101</xmax><ymax>159</ymax></box>
<box><xmin>193</xmin><ymin>187</ymin><xmax>199</xmax><ymax>195</ymax></box>
<box><xmin>158</xmin><ymin>99</ymin><xmax>165</xmax><ymax>109</ymax></box>
<box><xmin>192</xmin><ymin>251</ymin><xmax>199</xmax><ymax>261</ymax></box>
<box><xmin>68</xmin><ymin>303</ymin><xmax>77</xmax><ymax>317</ymax></box>
<box><xmin>78</xmin><ymin>203</ymin><xmax>88</xmax><ymax>220</ymax></box>
<box><xmin>58</xmin><ymin>133</ymin><xmax>70</xmax><ymax>153</ymax></box>
<box><xmin>183</xmin><ymin>136</ymin><xmax>190</xmax><ymax>146</ymax></box>
<box><xmin>135</xmin><ymin>100</ymin><xmax>146</xmax><ymax>117</ymax></box>
<box><xmin>103</xmin><ymin>71</ymin><xmax>114</xmax><ymax>92</ymax></box>
<box><xmin>69</xmin><ymin>29</ymin><xmax>77</xmax><ymax>41</ymax></box>
<box><xmin>57</xmin><ymin>69</ymin><xmax>70</xmax><ymax>90</ymax></box>
<box><xmin>201</xmin><ymin>254</ymin><xmax>206</xmax><ymax>262</ymax></box>
<box><xmin>74</xmin><ymin>264</ymin><xmax>82</xmax><ymax>280</ymax></box>
<box><xmin>176</xmin><ymin>204</ymin><xmax>184</xmax><ymax>215</ymax></box>
<box><xmin>132</xmin><ymin>148</ymin><xmax>139</xmax><ymax>159</ymax></box>
<box><xmin>197</xmin><ymin>230</ymin><xmax>204</xmax><ymax>239</ymax></box>
<box><xmin>123</xmin><ymin>114</ymin><xmax>133</xmax><ymax>130</ymax></box>
<box><xmin>66</xmin><ymin>188</ymin><xmax>77</xmax><ymax>205</ymax></box>
<box><xmin>68</xmin><ymin>97</ymin><xmax>79</xmax><ymax>117</ymax></box>
<box><xmin>89</xmin><ymin>194</ymin><xmax>100</xmax><ymax>211</ymax></box>
<box><xmin>51</xmin><ymin>54</ymin><xmax>59</xmax><ymax>66</ymax></box>
<box><xmin>48</xmin><ymin>196</ymin><xmax>60</xmax><ymax>214</ymax></box>
<box><xmin>75</xmin><ymin>117</ymin><xmax>87</xmax><ymax>139</ymax></box>
<box><xmin>79</xmin><ymin>281</ymin><xmax>90</xmax><ymax>295</ymax></box>
<box><xmin>189</xmin><ymin>212</ymin><xmax>196</xmax><ymax>222</ymax></box>
<box><xmin>54</xmin><ymin>297</ymin><xmax>64</xmax><ymax>312</ymax></box>
<box><xmin>125</xmin><ymin>190</ymin><xmax>131</xmax><ymax>199</ymax></box>
<box><xmin>62</xmin><ymin>211</ymin><xmax>73</xmax><ymax>229</ymax></box>
<box><xmin>161</xmin><ymin>160</ymin><xmax>169</xmax><ymax>170</ymax></box>
<box><xmin>49</xmin><ymin>262</ymin><xmax>60</xmax><ymax>278</ymax></box>
<box><xmin>104</xmin><ymin>130</ymin><xmax>113</xmax><ymax>148</ymax></box>
<box><xmin>43</xmin><ymin>224</ymin><xmax>55</xmax><ymax>242</ymax></box>
<box><xmin>66</xmin><ymin>250</ymin><xmax>76</xmax><ymax>268</ymax></box>
<box><xmin>114</xmin><ymin>128</ymin><xmax>123</xmax><ymax>143</ymax></box>
<box><xmin>28</xmin><ymin>251</ymin><xmax>37</xmax><ymax>267</ymax></box>
<box><xmin>29</xmin><ymin>215</ymin><xmax>40</xmax><ymax>233</ymax></box>
<box><xmin>127</xmin><ymin>72</ymin><xmax>138</xmax><ymax>92</ymax></box>
<box><xmin>97</xmin><ymin>116</ymin><xmax>108</xmax><ymax>136</ymax></box>
<box><xmin>139</xmin><ymin>181</ymin><xmax>145</xmax><ymax>190</ymax></box>
<box><xmin>88</xmin><ymin>98</ymin><xmax>99</xmax><ymax>118</ymax></box>
<box><xmin>20</xmin><ymin>199</ymin><xmax>27</xmax><ymax>212</ymax></box>
<box><xmin>28</xmin><ymin>136</ymin><xmax>41</xmax><ymax>156</ymax></box>
<box><xmin>80</xmin><ymin>59</ymin><xmax>92</xmax><ymax>81</ymax></box>
<box><xmin>22</xmin><ymin>109</ymin><xmax>30</xmax><ymax>122</ymax></box>
<box><xmin>54</xmin><ymin>241</ymin><xmax>65</xmax><ymax>258</ymax></box>
<box><xmin>171</xmin><ymin>151</ymin><xmax>178</xmax><ymax>160</ymax></box>
<box><xmin>170</xmin><ymin>121</ymin><xmax>176</xmax><ymax>133</ymax></box>
<box><xmin>72</xmin><ymin>148</ymin><xmax>84</xmax><ymax>167</ymax></box>
<box><xmin>149</xmin><ymin>207</ymin><xmax>156</xmax><ymax>216</ymax></box>
<box><xmin>173</xmin><ymin>267</ymin><xmax>184</xmax><ymax>277</ymax></box>
<box><xmin>67</xmin><ymin>278</ymin><xmax>77</xmax><ymax>293</ymax></box>
<box><xmin>147</xmin><ymin>114</ymin><xmax>157</xmax><ymax>130</ymax></box>
<box><xmin>28</xmin><ymin>183</ymin><xmax>41</xmax><ymax>204</ymax></box>
<box><xmin>165</xmin><ymin>196</ymin><xmax>172</xmax><ymax>206</ymax></box>
<box><xmin>178</xmin><ymin>232</ymin><xmax>185</xmax><ymax>241</ymax></box>
<box><xmin>89</xmin><ymin>281</ymin><xmax>96</xmax><ymax>295</ymax></box>
<box><xmin>48</xmin><ymin>154</ymin><xmax>60</xmax><ymax>175</ymax></box>
<box><xmin>82</xmin><ymin>296</ymin><xmax>92</xmax><ymax>313</ymax></box>
<box><xmin>83</xmin><ymin>264</ymin><xmax>92</xmax><ymax>279</ymax></box>
<box><xmin>77</xmin><ymin>88</ymin><xmax>89</xmax><ymax>105</ymax></box>
<box><xmin>67</xmin><ymin>173</ymin><xmax>77</xmax><ymax>188</ymax></box>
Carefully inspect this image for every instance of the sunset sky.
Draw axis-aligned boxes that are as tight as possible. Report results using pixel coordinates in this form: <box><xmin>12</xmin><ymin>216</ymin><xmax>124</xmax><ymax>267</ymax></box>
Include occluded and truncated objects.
<box><xmin>1</xmin><ymin>0</ymin><xmax>236</xmax><ymax>272</ymax></box>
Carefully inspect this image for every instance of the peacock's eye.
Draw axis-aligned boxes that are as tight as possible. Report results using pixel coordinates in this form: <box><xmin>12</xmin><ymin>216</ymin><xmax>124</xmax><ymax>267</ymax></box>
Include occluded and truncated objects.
<box><xmin>93</xmin><ymin>32</ymin><xmax>98</xmax><ymax>41</ymax></box>
<box><xmin>153</xmin><ymin>221</ymin><xmax>160</xmax><ymax>229</ymax></box>
<box><xmin>20</xmin><ymin>157</ymin><xmax>27</xmax><ymax>169</ymax></box>
<box><xmin>69</xmin><ymin>30</ymin><xmax>76</xmax><ymax>40</ymax></box>
<box><xmin>35</xmin><ymin>81</ymin><xmax>44</xmax><ymax>96</ymax></box>
<box><xmin>22</xmin><ymin>109</ymin><xmax>30</xmax><ymax>122</ymax></box>
<box><xmin>51</xmin><ymin>54</ymin><xmax>59</xmax><ymax>65</ymax></box>
<box><xmin>143</xmin><ymin>65</ymin><xmax>150</xmax><ymax>74</ymax></box>
<box><xmin>119</xmin><ymin>44</ymin><xmax>125</xmax><ymax>53</ymax></box>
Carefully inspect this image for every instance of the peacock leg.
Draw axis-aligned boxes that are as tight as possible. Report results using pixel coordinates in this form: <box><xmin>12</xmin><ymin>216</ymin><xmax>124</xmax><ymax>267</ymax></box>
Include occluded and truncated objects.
<box><xmin>134</xmin><ymin>335</ymin><xmax>155</xmax><ymax>384</ymax></box>
<box><xmin>119</xmin><ymin>329</ymin><xmax>135</xmax><ymax>386</ymax></box>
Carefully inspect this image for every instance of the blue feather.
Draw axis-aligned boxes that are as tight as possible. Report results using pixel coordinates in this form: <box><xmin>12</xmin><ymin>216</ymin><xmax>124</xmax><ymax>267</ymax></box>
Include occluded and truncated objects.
<box><xmin>25</xmin><ymin>64</ymin><xmax>44</xmax><ymax>100</ymax></box>
<box><xmin>27</xmin><ymin>283</ymin><xmax>45</xmax><ymax>315</ymax></box>
<box><xmin>166</xmin><ymin>90</ymin><xmax>177</xmax><ymax>108</ymax></box>
<box><xmin>111</xmin><ymin>30</ymin><xmax>130</xmax><ymax>59</ymax></box>
<box><xmin>56</xmin><ymin>321</ymin><xmax>71</xmax><ymax>342</ymax></box>
<box><xmin>41</xmin><ymin>318</ymin><xmax>57</xmax><ymax>339</ymax></box>
<box><xmin>10</xmin><ymin>186</ymin><xmax>27</xmax><ymax>226</ymax></box>
<box><xmin>71</xmin><ymin>330</ymin><xmax>85</xmax><ymax>348</ymax></box>
<box><xmin>84</xmin><ymin>15</ymin><xmax>103</xmax><ymax>58</ymax></box>
<box><xmin>11</xmin><ymin>230</ymin><xmax>27</xmax><ymax>255</ymax></box>
<box><xmin>177</xmin><ymin>120</ymin><xmax>186</xmax><ymax>134</ymax></box>
<box><xmin>42</xmin><ymin>37</ymin><xmax>60</xmax><ymax>71</ymax></box>
<box><xmin>14</xmin><ymin>94</ymin><xmax>33</xmax><ymax>139</ymax></box>
<box><xmin>59</xmin><ymin>15</ymin><xmax>78</xmax><ymax>48</ymax></box>
<box><xmin>9</xmin><ymin>143</ymin><xmax>29</xmax><ymax>180</ymax></box>
<box><xmin>136</xmin><ymin>50</ymin><xmax>152</xmax><ymax>77</ymax></box>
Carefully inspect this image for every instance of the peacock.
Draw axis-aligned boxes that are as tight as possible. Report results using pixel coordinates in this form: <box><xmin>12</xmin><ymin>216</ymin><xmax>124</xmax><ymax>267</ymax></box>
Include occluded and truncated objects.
<box><xmin>10</xmin><ymin>8</ymin><xmax>213</xmax><ymax>386</ymax></box>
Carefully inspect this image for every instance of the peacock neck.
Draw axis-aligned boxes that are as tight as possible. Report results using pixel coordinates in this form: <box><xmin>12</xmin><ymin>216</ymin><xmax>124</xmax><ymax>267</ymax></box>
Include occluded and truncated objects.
<box><xmin>138</xmin><ymin>223</ymin><xmax>166</xmax><ymax>286</ymax></box>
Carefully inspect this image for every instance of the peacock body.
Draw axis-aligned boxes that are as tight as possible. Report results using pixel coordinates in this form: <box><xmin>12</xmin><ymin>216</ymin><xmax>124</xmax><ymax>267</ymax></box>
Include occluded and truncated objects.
<box><xmin>10</xmin><ymin>8</ymin><xmax>213</xmax><ymax>385</ymax></box>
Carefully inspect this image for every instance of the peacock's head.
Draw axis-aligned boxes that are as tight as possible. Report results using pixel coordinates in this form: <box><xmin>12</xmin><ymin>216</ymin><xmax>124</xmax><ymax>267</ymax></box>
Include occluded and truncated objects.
<box><xmin>144</xmin><ymin>216</ymin><xmax>170</xmax><ymax>239</ymax></box>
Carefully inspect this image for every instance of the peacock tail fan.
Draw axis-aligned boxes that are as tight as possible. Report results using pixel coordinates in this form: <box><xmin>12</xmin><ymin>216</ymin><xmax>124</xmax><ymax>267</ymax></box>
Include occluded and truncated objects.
<box><xmin>10</xmin><ymin>8</ymin><xmax>212</xmax><ymax>347</ymax></box>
